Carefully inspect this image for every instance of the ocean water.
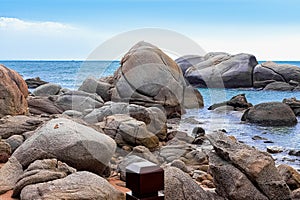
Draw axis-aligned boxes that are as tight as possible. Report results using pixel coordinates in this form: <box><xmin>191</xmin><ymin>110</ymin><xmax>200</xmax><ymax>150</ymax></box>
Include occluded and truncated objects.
<box><xmin>1</xmin><ymin>60</ymin><xmax>300</xmax><ymax>169</ymax></box>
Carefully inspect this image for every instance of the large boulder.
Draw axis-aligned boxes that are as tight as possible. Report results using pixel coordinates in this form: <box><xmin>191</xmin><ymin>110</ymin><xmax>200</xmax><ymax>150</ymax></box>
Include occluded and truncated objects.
<box><xmin>12</xmin><ymin>118</ymin><xmax>116</xmax><ymax>176</ymax></box>
<box><xmin>253</xmin><ymin>61</ymin><xmax>300</xmax><ymax>88</ymax></box>
<box><xmin>111</xmin><ymin>41</ymin><xmax>203</xmax><ymax>118</ymax></box>
<box><xmin>164</xmin><ymin>166</ymin><xmax>224</xmax><ymax>200</ymax></box>
<box><xmin>20</xmin><ymin>171</ymin><xmax>125</xmax><ymax>200</ymax></box>
<box><xmin>283</xmin><ymin>97</ymin><xmax>300</xmax><ymax>116</ymax></box>
<box><xmin>79</xmin><ymin>77</ymin><xmax>113</xmax><ymax>102</ymax></box>
<box><xmin>25</xmin><ymin>77</ymin><xmax>48</xmax><ymax>89</ymax></box>
<box><xmin>0</xmin><ymin>64</ymin><xmax>28</xmax><ymax>118</ymax></box>
<box><xmin>207</xmin><ymin>131</ymin><xmax>291</xmax><ymax>200</ymax></box>
<box><xmin>175</xmin><ymin>55</ymin><xmax>205</xmax><ymax>75</ymax></box>
<box><xmin>241</xmin><ymin>102</ymin><xmax>297</xmax><ymax>126</ymax></box>
<box><xmin>263</xmin><ymin>81</ymin><xmax>294</xmax><ymax>91</ymax></box>
<box><xmin>56</xmin><ymin>90</ymin><xmax>104</xmax><ymax>112</ymax></box>
<box><xmin>182</xmin><ymin>52</ymin><xmax>258</xmax><ymax>88</ymax></box>
<box><xmin>208</xmin><ymin>93</ymin><xmax>252</xmax><ymax>111</ymax></box>
<box><xmin>32</xmin><ymin>83</ymin><xmax>62</xmax><ymax>96</ymax></box>
<box><xmin>0</xmin><ymin>115</ymin><xmax>44</xmax><ymax>139</ymax></box>
<box><xmin>27</xmin><ymin>96</ymin><xmax>64</xmax><ymax>115</ymax></box>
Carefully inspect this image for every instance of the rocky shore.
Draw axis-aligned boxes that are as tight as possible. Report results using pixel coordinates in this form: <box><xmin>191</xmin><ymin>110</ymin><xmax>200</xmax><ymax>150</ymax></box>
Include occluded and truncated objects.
<box><xmin>0</xmin><ymin>41</ymin><xmax>300</xmax><ymax>200</ymax></box>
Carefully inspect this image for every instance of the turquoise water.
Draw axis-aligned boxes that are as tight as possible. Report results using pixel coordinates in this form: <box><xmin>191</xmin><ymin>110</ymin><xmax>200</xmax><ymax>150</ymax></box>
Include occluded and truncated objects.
<box><xmin>1</xmin><ymin>60</ymin><xmax>300</xmax><ymax>169</ymax></box>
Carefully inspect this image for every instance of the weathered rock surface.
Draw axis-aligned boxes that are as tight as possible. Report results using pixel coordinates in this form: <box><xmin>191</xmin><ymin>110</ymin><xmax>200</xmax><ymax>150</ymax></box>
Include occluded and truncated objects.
<box><xmin>111</xmin><ymin>41</ymin><xmax>203</xmax><ymax>118</ymax></box>
<box><xmin>101</xmin><ymin>114</ymin><xmax>159</xmax><ymax>149</ymax></box>
<box><xmin>0</xmin><ymin>156</ymin><xmax>23</xmax><ymax>194</ymax></box>
<box><xmin>32</xmin><ymin>83</ymin><xmax>61</xmax><ymax>96</ymax></box>
<box><xmin>264</xmin><ymin>81</ymin><xmax>295</xmax><ymax>91</ymax></box>
<box><xmin>241</xmin><ymin>102</ymin><xmax>297</xmax><ymax>126</ymax></box>
<box><xmin>0</xmin><ymin>115</ymin><xmax>44</xmax><ymax>139</ymax></box>
<box><xmin>84</xmin><ymin>102</ymin><xmax>167</xmax><ymax>140</ymax></box>
<box><xmin>209</xmin><ymin>152</ymin><xmax>268</xmax><ymax>200</ymax></box>
<box><xmin>4</xmin><ymin>135</ymin><xmax>24</xmax><ymax>152</ymax></box>
<box><xmin>56</xmin><ymin>90</ymin><xmax>104</xmax><ymax>112</ymax></box>
<box><xmin>175</xmin><ymin>55</ymin><xmax>205</xmax><ymax>75</ymax></box>
<box><xmin>20</xmin><ymin>171</ymin><xmax>125</xmax><ymax>200</ymax></box>
<box><xmin>25</xmin><ymin>77</ymin><xmax>48</xmax><ymax>89</ymax></box>
<box><xmin>208</xmin><ymin>93</ymin><xmax>252</xmax><ymax>111</ymax></box>
<box><xmin>207</xmin><ymin>131</ymin><xmax>291</xmax><ymax>200</ymax></box>
<box><xmin>79</xmin><ymin>77</ymin><xmax>113</xmax><ymax>102</ymax></box>
<box><xmin>27</xmin><ymin>96</ymin><xmax>64</xmax><ymax>115</ymax></box>
<box><xmin>278</xmin><ymin>164</ymin><xmax>300</xmax><ymax>191</ymax></box>
<box><xmin>12</xmin><ymin>118</ymin><xmax>116</xmax><ymax>176</ymax></box>
<box><xmin>254</xmin><ymin>61</ymin><xmax>300</xmax><ymax>88</ymax></box>
<box><xmin>12</xmin><ymin>159</ymin><xmax>76</xmax><ymax>197</ymax></box>
<box><xmin>0</xmin><ymin>140</ymin><xmax>11</xmax><ymax>163</ymax></box>
<box><xmin>283</xmin><ymin>97</ymin><xmax>300</xmax><ymax>116</ymax></box>
<box><xmin>164</xmin><ymin>166</ymin><xmax>224</xmax><ymax>200</ymax></box>
<box><xmin>0</xmin><ymin>64</ymin><xmax>28</xmax><ymax>118</ymax></box>
<box><xmin>182</xmin><ymin>52</ymin><xmax>258</xmax><ymax>88</ymax></box>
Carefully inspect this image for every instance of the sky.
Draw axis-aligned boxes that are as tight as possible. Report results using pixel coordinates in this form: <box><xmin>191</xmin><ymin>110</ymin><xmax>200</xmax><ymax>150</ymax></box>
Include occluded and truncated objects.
<box><xmin>0</xmin><ymin>0</ymin><xmax>300</xmax><ymax>60</ymax></box>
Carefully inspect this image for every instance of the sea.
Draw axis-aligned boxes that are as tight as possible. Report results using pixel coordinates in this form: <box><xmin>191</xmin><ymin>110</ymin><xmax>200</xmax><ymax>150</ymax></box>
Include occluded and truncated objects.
<box><xmin>1</xmin><ymin>60</ymin><xmax>300</xmax><ymax>169</ymax></box>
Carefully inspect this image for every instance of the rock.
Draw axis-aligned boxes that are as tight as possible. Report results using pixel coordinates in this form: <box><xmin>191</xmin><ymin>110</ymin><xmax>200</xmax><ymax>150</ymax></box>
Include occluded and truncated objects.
<box><xmin>289</xmin><ymin>150</ymin><xmax>300</xmax><ymax>157</ymax></box>
<box><xmin>267</xmin><ymin>146</ymin><xmax>284</xmax><ymax>154</ymax></box>
<box><xmin>101</xmin><ymin>114</ymin><xmax>159</xmax><ymax>150</ymax></box>
<box><xmin>12</xmin><ymin>118</ymin><xmax>116</xmax><ymax>176</ymax></box>
<box><xmin>127</xmin><ymin>145</ymin><xmax>159</xmax><ymax>164</ymax></box>
<box><xmin>0</xmin><ymin>140</ymin><xmax>11</xmax><ymax>163</ymax></box>
<box><xmin>117</xmin><ymin>155</ymin><xmax>149</xmax><ymax>181</ymax></box>
<box><xmin>264</xmin><ymin>81</ymin><xmax>294</xmax><ymax>91</ymax></box>
<box><xmin>164</xmin><ymin>166</ymin><xmax>224</xmax><ymax>200</ymax></box>
<box><xmin>0</xmin><ymin>115</ymin><xmax>44</xmax><ymax>139</ymax></box>
<box><xmin>184</xmin><ymin>52</ymin><xmax>258</xmax><ymax>88</ymax></box>
<box><xmin>27</xmin><ymin>96</ymin><xmax>64</xmax><ymax>115</ymax></box>
<box><xmin>20</xmin><ymin>171</ymin><xmax>125</xmax><ymax>200</ymax></box>
<box><xmin>56</xmin><ymin>90</ymin><xmax>104</xmax><ymax>112</ymax></box>
<box><xmin>175</xmin><ymin>55</ymin><xmax>205</xmax><ymax>75</ymax></box>
<box><xmin>253</xmin><ymin>61</ymin><xmax>300</xmax><ymax>87</ymax></box>
<box><xmin>168</xmin><ymin>131</ymin><xmax>194</xmax><ymax>143</ymax></box>
<box><xmin>111</xmin><ymin>41</ymin><xmax>203</xmax><ymax>118</ymax></box>
<box><xmin>209</xmin><ymin>152</ymin><xmax>268</xmax><ymax>200</ymax></box>
<box><xmin>252</xmin><ymin>135</ymin><xmax>268</xmax><ymax>141</ymax></box>
<box><xmin>79</xmin><ymin>77</ymin><xmax>113</xmax><ymax>102</ymax></box>
<box><xmin>207</xmin><ymin>131</ymin><xmax>291</xmax><ymax>200</ymax></box>
<box><xmin>0</xmin><ymin>64</ymin><xmax>28</xmax><ymax>118</ymax></box>
<box><xmin>289</xmin><ymin>80</ymin><xmax>299</xmax><ymax>87</ymax></box>
<box><xmin>25</xmin><ymin>77</ymin><xmax>48</xmax><ymax>89</ymax></box>
<box><xmin>170</xmin><ymin>159</ymin><xmax>189</xmax><ymax>173</ymax></box>
<box><xmin>292</xmin><ymin>188</ymin><xmax>300</xmax><ymax>199</ymax></box>
<box><xmin>32</xmin><ymin>83</ymin><xmax>62</xmax><ymax>96</ymax></box>
<box><xmin>208</xmin><ymin>94</ymin><xmax>252</xmax><ymax>111</ymax></box>
<box><xmin>192</xmin><ymin>126</ymin><xmax>205</xmax><ymax>137</ymax></box>
<box><xmin>253</xmin><ymin>80</ymin><xmax>276</xmax><ymax>88</ymax></box>
<box><xmin>241</xmin><ymin>102</ymin><xmax>297</xmax><ymax>126</ymax></box>
<box><xmin>277</xmin><ymin>164</ymin><xmax>300</xmax><ymax>191</ymax></box>
<box><xmin>12</xmin><ymin>159</ymin><xmax>76</xmax><ymax>197</ymax></box>
<box><xmin>283</xmin><ymin>97</ymin><xmax>300</xmax><ymax>116</ymax></box>
<box><xmin>62</xmin><ymin>110</ymin><xmax>83</xmax><ymax>118</ymax></box>
<box><xmin>5</xmin><ymin>135</ymin><xmax>24</xmax><ymax>152</ymax></box>
<box><xmin>0</xmin><ymin>156</ymin><xmax>23</xmax><ymax>194</ymax></box>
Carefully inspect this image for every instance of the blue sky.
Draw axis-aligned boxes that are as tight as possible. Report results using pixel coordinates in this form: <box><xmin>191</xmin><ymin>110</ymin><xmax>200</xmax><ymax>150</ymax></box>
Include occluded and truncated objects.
<box><xmin>1</xmin><ymin>0</ymin><xmax>300</xmax><ymax>60</ymax></box>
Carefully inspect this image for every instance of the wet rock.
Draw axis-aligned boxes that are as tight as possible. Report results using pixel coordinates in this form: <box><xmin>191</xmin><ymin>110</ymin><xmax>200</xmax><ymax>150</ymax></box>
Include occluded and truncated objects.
<box><xmin>0</xmin><ymin>115</ymin><xmax>44</xmax><ymax>139</ymax></box>
<box><xmin>25</xmin><ymin>77</ymin><xmax>48</xmax><ymax>89</ymax></box>
<box><xmin>32</xmin><ymin>83</ymin><xmax>62</xmax><ymax>96</ymax></box>
<box><xmin>207</xmin><ymin>131</ymin><xmax>291</xmax><ymax>200</ymax></box>
<box><xmin>12</xmin><ymin>118</ymin><xmax>116</xmax><ymax>176</ymax></box>
<box><xmin>278</xmin><ymin>164</ymin><xmax>300</xmax><ymax>191</ymax></box>
<box><xmin>209</xmin><ymin>94</ymin><xmax>252</xmax><ymax>111</ymax></box>
<box><xmin>283</xmin><ymin>97</ymin><xmax>300</xmax><ymax>116</ymax></box>
<box><xmin>12</xmin><ymin>159</ymin><xmax>76</xmax><ymax>197</ymax></box>
<box><xmin>192</xmin><ymin>126</ymin><xmax>205</xmax><ymax>137</ymax></box>
<box><xmin>20</xmin><ymin>171</ymin><xmax>125</xmax><ymax>200</ymax></box>
<box><xmin>289</xmin><ymin>150</ymin><xmax>300</xmax><ymax>157</ymax></box>
<box><xmin>0</xmin><ymin>64</ymin><xmax>28</xmax><ymax>118</ymax></box>
<box><xmin>241</xmin><ymin>102</ymin><xmax>297</xmax><ymax>126</ymax></box>
<box><xmin>209</xmin><ymin>152</ymin><xmax>268</xmax><ymax>200</ymax></box>
<box><xmin>267</xmin><ymin>146</ymin><xmax>284</xmax><ymax>154</ymax></box>
<box><xmin>252</xmin><ymin>135</ymin><xmax>268</xmax><ymax>141</ymax></box>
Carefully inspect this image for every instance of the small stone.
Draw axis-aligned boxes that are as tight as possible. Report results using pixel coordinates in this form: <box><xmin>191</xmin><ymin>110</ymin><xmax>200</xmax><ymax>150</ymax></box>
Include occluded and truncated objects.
<box><xmin>201</xmin><ymin>180</ymin><xmax>215</xmax><ymax>188</ymax></box>
<box><xmin>267</xmin><ymin>146</ymin><xmax>284</xmax><ymax>154</ymax></box>
<box><xmin>192</xmin><ymin>127</ymin><xmax>205</xmax><ymax>137</ymax></box>
<box><xmin>252</xmin><ymin>135</ymin><xmax>268</xmax><ymax>141</ymax></box>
